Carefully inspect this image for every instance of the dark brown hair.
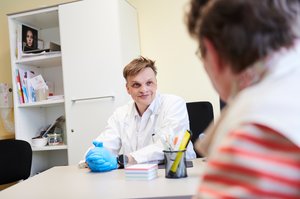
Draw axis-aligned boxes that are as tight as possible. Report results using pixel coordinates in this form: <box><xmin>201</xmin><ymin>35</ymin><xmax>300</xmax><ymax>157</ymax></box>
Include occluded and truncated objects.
<box><xmin>123</xmin><ymin>56</ymin><xmax>157</xmax><ymax>80</ymax></box>
<box><xmin>186</xmin><ymin>0</ymin><xmax>300</xmax><ymax>73</ymax></box>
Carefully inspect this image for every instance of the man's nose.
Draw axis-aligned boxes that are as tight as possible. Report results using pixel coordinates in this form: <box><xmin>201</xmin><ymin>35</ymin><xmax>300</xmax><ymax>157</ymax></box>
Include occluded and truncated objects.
<box><xmin>139</xmin><ymin>84</ymin><xmax>148</xmax><ymax>92</ymax></box>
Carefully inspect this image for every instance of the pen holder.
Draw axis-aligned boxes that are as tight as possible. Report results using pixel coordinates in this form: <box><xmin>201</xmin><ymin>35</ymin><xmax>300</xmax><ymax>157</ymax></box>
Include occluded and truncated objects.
<box><xmin>163</xmin><ymin>149</ymin><xmax>187</xmax><ymax>178</ymax></box>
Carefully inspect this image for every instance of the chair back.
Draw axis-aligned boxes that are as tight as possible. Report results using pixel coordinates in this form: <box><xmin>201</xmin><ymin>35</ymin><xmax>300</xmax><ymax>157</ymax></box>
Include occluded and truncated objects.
<box><xmin>186</xmin><ymin>101</ymin><xmax>214</xmax><ymax>157</ymax></box>
<box><xmin>0</xmin><ymin>139</ymin><xmax>32</xmax><ymax>185</ymax></box>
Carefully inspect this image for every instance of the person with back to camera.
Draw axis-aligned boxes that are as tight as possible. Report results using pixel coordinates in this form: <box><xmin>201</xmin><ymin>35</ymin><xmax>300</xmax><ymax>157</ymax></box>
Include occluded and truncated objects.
<box><xmin>185</xmin><ymin>0</ymin><xmax>300</xmax><ymax>198</ymax></box>
<box><xmin>83</xmin><ymin>56</ymin><xmax>196</xmax><ymax>172</ymax></box>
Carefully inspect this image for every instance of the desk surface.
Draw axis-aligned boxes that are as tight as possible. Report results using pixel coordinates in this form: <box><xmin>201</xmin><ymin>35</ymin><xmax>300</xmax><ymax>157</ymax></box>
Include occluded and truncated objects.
<box><xmin>0</xmin><ymin>158</ymin><xmax>206</xmax><ymax>199</ymax></box>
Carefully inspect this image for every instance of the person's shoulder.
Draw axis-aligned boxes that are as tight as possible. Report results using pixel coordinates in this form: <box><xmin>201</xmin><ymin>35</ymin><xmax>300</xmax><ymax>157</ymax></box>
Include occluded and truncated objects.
<box><xmin>155</xmin><ymin>93</ymin><xmax>187</xmax><ymax>114</ymax></box>
<box><xmin>112</xmin><ymin>100</ymin><xmax>135</xmax><ymax>117</ymax></box>
<box><xmin>157</xmin><ymin>94</ymin><xmax>186</xmax><ymax>111</ymax></box>
<box><xmin>159</xmin><ymin>93</ymin><xmax>185</xmax><ymax>103</ymax></box>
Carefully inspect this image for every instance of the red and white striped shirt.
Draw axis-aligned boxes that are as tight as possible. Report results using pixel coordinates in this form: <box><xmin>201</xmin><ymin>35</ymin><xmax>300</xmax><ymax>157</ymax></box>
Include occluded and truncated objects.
<box><xmin>197</xmin><ymin>123</ymin><xmax>300</xmax><ymax>198</ymax></box>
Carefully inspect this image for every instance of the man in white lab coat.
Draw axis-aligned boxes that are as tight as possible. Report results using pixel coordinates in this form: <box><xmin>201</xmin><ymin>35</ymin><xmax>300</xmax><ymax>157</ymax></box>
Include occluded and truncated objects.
<box><xmin>85</xmin><ymin>56</ymin><xmax>196</xmax><ymax>171</ymax></box>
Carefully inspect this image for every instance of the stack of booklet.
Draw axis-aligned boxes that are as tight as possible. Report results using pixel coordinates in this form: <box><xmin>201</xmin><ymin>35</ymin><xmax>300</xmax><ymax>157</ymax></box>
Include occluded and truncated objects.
<box><xmin>125</xmin><ymin>164</ymin><xmax>158</xmax><ymax>180</ymax></box>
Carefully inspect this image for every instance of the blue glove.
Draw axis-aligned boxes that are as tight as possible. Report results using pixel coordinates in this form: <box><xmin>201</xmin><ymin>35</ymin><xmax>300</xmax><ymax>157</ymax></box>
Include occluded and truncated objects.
<box><xmin>85</xmin><ymin>141</ymin><xmax>118</xmax><ymax>172</ymax></box>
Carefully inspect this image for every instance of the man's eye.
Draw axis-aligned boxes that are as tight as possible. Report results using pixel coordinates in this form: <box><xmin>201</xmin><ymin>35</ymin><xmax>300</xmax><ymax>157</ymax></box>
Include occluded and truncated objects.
<box><xmin>132</xmin><ymin>83</ymin><xmax>140</xmax><ymax>88</ymax></box>
<box><xmin>146</xmin><ymin>81</ymin><xmax>153</xmax><ymax>86</ymax></box>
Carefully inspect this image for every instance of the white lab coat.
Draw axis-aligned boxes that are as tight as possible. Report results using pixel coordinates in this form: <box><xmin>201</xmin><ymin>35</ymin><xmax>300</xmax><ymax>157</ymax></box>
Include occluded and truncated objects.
<box><xmin>92</xmin><ymin>93</ymin><xmax>196</xmax><ymax>163</ymax></box>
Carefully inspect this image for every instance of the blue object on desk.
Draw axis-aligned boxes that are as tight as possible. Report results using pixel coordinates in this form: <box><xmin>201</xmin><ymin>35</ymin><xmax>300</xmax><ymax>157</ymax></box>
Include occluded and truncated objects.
<box><xmin>85</xmin><ymin>141</ymin><xmax>117</xmax><ymax>172</ymax></box>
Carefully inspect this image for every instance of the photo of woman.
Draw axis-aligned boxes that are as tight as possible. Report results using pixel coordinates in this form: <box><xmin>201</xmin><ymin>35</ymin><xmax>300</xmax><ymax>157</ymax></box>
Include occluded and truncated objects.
<box><xmin>22</xmin><ymin>25</ymin><xmax>38</xmax><ymax>52</ymax></box>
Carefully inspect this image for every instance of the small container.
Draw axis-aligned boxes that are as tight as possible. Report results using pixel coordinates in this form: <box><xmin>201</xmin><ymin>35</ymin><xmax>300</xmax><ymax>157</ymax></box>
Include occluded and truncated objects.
<box><xmin>47</xmin><ymin>133</ymin><xmax>62</xmax><ymax>145</ymax></box>
<box><xmin>35</xmin><ymin>87</ymin><xmax>49</xmax><ymax>101</ymax></box>
<box><xmin>31</xmin><ymin>137</ymin><xmax>48</xmax><ymax>147</ymax></box>
<box><xmin>163</xmin><ymin>149</ymin><xmax>187</xmax><ymax>178</ymax></box>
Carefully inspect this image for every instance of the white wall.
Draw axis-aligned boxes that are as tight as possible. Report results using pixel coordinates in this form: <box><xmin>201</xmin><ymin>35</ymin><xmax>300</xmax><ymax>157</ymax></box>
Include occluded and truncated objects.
<box><xmin>128</xmin><ymin>0</ymin><xmax>220</xmax><ymax>118</ymax></box>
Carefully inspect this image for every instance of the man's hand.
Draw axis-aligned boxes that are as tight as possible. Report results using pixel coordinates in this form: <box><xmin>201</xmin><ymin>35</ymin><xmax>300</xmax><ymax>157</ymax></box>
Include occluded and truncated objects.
<box><xmin>85</xmin><ymin>141</ymin><xmax>118</xmax><ymax>172</ymax></box>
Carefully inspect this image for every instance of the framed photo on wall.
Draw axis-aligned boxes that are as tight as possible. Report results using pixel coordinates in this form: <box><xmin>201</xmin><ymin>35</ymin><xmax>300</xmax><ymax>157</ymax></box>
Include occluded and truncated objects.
<box><xmin>22</xmin><ymin>25</ymin><xmax>38</xmax><ymax>52</ymax></box>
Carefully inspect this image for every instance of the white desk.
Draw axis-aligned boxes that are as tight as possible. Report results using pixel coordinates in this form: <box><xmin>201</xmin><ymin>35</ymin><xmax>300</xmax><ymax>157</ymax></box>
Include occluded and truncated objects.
<box><xmin>0</xmin><ymin>158</ymin><xmax>206</xmax><ymax>199</ymax></box>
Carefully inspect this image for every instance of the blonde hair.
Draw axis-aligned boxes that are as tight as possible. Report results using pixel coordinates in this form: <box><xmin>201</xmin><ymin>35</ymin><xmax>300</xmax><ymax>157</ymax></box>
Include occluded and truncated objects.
<box><xmin>123</xmin><ymin>56</ymin><xmax>157</xmax><ymax>80</ymax></box>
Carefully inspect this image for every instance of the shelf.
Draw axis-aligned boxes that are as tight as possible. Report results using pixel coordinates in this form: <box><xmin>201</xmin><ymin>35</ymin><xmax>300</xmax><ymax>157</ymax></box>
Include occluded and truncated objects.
<box><xmin>15</xmin><ymin>53</ymin><xmax>62</xmax><ymax>67</ymax></box>
<box><xmin>8</xmin><ymin>6</ymin><xmax>59</xmax><ymax>29</ymax></box>
<box><xmin>18</xmin><ymin>99</ymin><xmax>64</xmax><ymax>108</ymax></box>
<box><xmin>32</xmin><ymin>144</ymin><xmax>68</xmax><ymax>151</ymax></box>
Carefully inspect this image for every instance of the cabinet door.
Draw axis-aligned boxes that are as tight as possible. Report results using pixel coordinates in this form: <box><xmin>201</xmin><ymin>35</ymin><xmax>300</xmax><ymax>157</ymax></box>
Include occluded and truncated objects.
<box><xmin>59</xmin><ymin>0</ymin><xmax>140</xmax><ymax>164</ymax></box>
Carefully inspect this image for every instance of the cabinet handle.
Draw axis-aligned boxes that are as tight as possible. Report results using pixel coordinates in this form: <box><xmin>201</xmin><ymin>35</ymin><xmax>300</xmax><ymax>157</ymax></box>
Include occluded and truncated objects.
<box><xmin>71</xmin><ymin>95</ymin><xmax>115</xmax><ymax>103</ymax></box>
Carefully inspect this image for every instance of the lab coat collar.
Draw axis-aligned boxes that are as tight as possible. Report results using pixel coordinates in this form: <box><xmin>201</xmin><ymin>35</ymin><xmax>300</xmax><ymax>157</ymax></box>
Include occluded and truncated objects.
<box><xmin>124</xmin><ymin>93</ymin><xmax>162</xmax><ymax>130</ymax></box>
<box><xmin>147</xmin><ymin>93</ymin><xmax>161</xmax><ymax>116</ymax></box>
<box><xmin>131</xmin><ymin>93</ymin><xmax>161</xmax><ymax>118</ymax></box>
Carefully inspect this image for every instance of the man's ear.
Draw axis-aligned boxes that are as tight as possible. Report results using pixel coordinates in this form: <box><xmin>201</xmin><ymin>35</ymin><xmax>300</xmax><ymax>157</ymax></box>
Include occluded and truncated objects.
<box><xmin>126</xmin><ymin>83</ymin><xmax>130</xmax><ymax>94</ymax></box>
<box><xmin>203</xmin><ymin>38</ymin><xmax>225</xmax><ymax>73</ymax></box>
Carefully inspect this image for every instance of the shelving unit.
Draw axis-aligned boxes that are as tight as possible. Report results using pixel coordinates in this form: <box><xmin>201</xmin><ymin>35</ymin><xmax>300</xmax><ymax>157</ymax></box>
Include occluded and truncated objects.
<box><xmin>8</xmin><ymin>6</ymin><xmax>67</xmax><ymax>175</ymax></box>
<box><xmin>8</xmin><ymin>0</ymin><xmax>140</xmax><ymax>175</ymax></box>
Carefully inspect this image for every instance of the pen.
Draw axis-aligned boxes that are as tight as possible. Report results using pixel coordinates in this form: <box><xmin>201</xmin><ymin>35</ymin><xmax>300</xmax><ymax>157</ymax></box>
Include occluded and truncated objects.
<box><xmin>159</xmin><ymin>134</ymin><xmax>171</xmax><ymax>150</ymax></box>
<box><xmin>173</xmin><ymin>136</ymin><xmax>178</xmax><ymax>146</ymax></box>
<box><xmin>168</xmin><ymin>130</ymin><xmax>191</xmax><ymax>177</ymax></box>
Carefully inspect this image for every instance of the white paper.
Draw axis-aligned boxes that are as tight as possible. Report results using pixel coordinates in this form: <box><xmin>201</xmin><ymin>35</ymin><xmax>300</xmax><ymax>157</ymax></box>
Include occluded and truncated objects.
<box><xmin>28</xmin><ymin>74</ymin><xmax>48</xmax><ymax>90</ymax></box>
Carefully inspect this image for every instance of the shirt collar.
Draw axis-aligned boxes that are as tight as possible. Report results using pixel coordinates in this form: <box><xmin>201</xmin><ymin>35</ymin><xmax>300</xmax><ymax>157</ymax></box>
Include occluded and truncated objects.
<box><xmin>133</xmin><ymin>93</ymin><xmax>161</xmax><ymax>117</ymax></box>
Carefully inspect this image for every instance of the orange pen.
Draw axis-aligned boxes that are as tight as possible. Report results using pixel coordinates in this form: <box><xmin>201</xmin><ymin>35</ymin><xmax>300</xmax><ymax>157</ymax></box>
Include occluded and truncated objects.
<box><xmin>173</xmin><ymin>136</ymin><xmax>179</xmax><ymax>146</ymax></box>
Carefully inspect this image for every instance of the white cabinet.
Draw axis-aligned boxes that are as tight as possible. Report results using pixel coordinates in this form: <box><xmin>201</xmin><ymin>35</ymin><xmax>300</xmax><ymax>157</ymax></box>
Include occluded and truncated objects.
<box><xmin>8</xmin><ymin>0</ymin><xmax>140</xmax><ymax>174</ymax></box>
<box><xmin>60</xmin><ymin>0</ymin><xmax>140</xmax><ymax>164</ymax></box>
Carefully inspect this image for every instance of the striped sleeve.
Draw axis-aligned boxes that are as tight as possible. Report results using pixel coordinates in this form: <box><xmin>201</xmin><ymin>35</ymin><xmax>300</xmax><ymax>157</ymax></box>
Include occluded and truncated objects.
<box><xmin>195</xmin><ymin>123</ymin><xmax>300</xmax><ymax>199</ymax></box>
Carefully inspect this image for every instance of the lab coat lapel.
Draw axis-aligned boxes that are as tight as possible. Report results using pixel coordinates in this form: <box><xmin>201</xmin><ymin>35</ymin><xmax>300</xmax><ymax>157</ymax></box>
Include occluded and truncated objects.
<box><xmin>123</xmin><ymin>103</ymin><xmax>138</xmax><ymax>152</ymax></box>
<box><xmin>150</xmin><ymin>94</ymin><xmax>161</xmax><ymax>134</ymax></box>
<box><xmin>142</xmin><ymin>98</ymin><xmax>161</xmax><ymax>145</ymax></box>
